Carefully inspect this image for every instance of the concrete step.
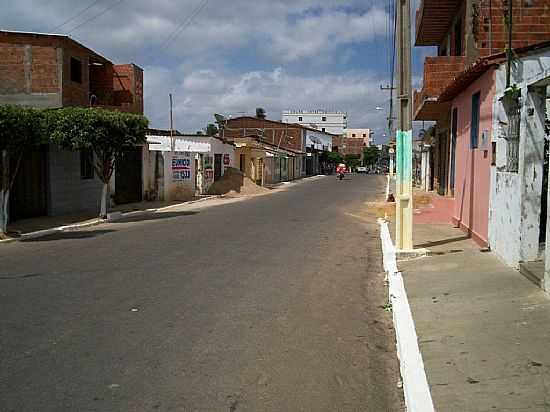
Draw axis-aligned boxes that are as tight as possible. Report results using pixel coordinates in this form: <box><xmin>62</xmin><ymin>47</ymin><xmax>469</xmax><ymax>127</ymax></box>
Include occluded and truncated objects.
<box><xmin>519</xmin><ymin>261</ymin><xmax>545</xmax><ymax>289</ymax></box>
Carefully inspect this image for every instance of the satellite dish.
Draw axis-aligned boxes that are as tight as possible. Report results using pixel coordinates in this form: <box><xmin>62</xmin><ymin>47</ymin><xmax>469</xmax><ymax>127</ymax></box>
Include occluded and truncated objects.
<box><xmin>214</xmin><ymin>114</ymin><xmax>226</xmax><ymax>124</ymax></box>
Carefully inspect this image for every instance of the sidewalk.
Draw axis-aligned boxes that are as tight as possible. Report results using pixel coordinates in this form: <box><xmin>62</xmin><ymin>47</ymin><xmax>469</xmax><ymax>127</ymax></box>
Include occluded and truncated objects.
<box><xmin>6</xmin><ymin>200</ymin><xmax>188</xmax><ymax>235</ymax></box>
<box><xmin>390</xmin><ymin>194</ymin><xmax>550</xmax><ymax>411</ymax></box>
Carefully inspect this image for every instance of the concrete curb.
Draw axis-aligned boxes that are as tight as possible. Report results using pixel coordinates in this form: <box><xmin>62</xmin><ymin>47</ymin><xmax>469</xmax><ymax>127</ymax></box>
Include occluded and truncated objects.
<box><xmin>378</xmin><ymin>218</ymin><xmax>435</xmax><ymax>412</ymax></box>
<box><xmin>0</xmin><ymin>218</ymin><xmax>104</xmax><ymax>244</ymax></box>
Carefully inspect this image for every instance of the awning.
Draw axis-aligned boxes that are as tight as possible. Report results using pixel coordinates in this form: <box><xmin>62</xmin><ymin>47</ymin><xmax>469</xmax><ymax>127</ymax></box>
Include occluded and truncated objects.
<box><xmin>147</xmin><ymin>135</ymin><xmax>211</xmax><ymax>153</ymax></box>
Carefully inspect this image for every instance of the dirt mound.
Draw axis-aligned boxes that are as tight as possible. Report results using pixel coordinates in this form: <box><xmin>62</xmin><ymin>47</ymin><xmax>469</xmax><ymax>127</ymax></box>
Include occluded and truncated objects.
<box><xmin>366</xmin><ymin>201</ymin><xmax>396</xmax><ymax>218</ymax></box>
<box><xmin>207</xmin><ymin>167</ymin><xmax>270</xmax><ymax>197</ymax></box>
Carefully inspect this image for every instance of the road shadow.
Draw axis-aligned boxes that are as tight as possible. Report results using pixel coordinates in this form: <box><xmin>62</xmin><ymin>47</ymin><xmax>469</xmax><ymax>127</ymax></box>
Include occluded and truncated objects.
<box><xmin>415</xmin><ymin>235</ymin><xmax>470</xmax><ymax>248</ymax></box>
<box><xmin>113</xmin><ymin>211</ymin><xmax>199</xmax><ymax>224</ymax></box>
<box><xmin>0</xmin><ymin>272</ymin><xmax>49</xmax><ymax>280</ymax></box>
<box><xmin>21</xmin><ymin>229</ymin><xmax>116</xmax><ymax>242</ymax></box>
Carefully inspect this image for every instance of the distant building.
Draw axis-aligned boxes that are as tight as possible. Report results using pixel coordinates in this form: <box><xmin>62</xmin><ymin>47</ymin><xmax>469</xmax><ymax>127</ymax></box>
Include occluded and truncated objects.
<box><xmin>282</xmin><ymin>110</ymin><xmax>347</xmax><ymax>135</ymax></box>
<box><xmin>344</xmin><ymin>129</ymin><xmax>372</xmax><ymax>147</ymax></box>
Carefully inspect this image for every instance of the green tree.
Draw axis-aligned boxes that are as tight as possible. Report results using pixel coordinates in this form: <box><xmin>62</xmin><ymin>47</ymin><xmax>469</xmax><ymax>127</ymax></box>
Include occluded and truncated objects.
<box><xmin>50</xmin><ymin>108</ymin><xmax>148</xmax><ymax>218</ymax></box>
<box><xmin>0</xmin><ymin>105</ymin><xmax>47</xmax><ymax>237</ymax></box>
<box><xmin>326</xmin><ymin>151</ymin><xmax>343</xmax><ymax>165</ymax></box>
<box><xmin>363</xmin><ymin>146</ymin><xmax>380</xmax><ymax>167</ymax></box>
<box><xmin>205</xmin><ymin>123</ymin><xmax>218</xmax><ymax>136</ymax></box>
<box><xmin>344</xmin><ymin>154</ymin><xmax>361</xmax><ymax>170</ymax></box>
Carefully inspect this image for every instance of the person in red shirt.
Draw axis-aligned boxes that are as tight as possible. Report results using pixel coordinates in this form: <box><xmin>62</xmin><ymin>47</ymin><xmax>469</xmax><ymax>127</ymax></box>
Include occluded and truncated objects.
<box><xmin>336</xmin><ymin>163</ymin><xmax>347</xmax><ymax>179</ymax></box>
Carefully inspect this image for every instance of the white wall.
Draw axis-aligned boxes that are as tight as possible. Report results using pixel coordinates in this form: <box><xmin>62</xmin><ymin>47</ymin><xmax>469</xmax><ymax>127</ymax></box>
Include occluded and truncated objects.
<box><xmin>489</xmin><ymin>48</ymin><xmax>550</xmax><ymax>268</ymax></box>
<box><xmin>282</xmin><ymin>111</ymin><xmax>347</xmax><ymax>134</ymax></box>
<box><xmin>146</xmin><ymin>136</ymin><xmax>236</xmax><ymax>200</ymax></box>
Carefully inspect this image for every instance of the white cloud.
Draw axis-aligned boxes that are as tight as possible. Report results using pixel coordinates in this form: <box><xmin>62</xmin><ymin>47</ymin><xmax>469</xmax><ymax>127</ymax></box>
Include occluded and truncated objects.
<box><xmin>145</xmin><ymin>65</ymin><xmax>389</xmax><ymax>138</ymax></box>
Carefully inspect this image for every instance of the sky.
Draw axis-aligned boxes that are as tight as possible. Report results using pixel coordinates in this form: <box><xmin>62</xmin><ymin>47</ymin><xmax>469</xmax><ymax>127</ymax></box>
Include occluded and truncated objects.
<box><xmin>1</xmin><ymin>0</ymin><xmax>435</xmax><ymax>144</ymax></box>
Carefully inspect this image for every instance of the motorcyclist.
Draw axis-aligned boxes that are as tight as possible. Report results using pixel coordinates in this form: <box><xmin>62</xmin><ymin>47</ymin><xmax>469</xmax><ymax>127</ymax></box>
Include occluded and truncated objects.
<box><xmin>336</xmin><ymin>163</ymin><xmax>347</xmax><ymax>179</ymax></box>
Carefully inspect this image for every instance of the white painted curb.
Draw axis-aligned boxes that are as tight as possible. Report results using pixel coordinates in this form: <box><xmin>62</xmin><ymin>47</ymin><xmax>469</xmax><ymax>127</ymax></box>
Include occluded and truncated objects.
<box><xmin>378</xmin><ymin>218</ymin><xmax>435</xmax><ymax>412</ymax></box>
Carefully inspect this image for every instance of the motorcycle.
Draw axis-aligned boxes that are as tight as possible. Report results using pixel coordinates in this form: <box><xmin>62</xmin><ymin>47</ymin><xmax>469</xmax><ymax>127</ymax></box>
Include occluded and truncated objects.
<box><xmin>338</xmin><ymin>172</ymin><xmax>345</xmax><ymax>180</ymax></box>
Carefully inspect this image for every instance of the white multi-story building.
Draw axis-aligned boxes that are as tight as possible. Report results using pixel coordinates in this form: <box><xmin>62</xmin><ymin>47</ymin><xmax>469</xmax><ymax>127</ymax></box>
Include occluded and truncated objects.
<box><xmin>344</xmin><ymin>129</ymin><xmax>372</xmax><ymax>147</ymax></box>
<box><xmin>282</xmin><ymin>110</ymin><xmax>347</xmax><ymax>135</ymax></box>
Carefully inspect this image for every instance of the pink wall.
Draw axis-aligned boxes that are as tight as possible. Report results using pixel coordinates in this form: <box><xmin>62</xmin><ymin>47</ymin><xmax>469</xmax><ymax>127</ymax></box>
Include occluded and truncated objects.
<box><xmin>450</xmin><ymin>69</ymin><xmax>495</xmax><ymax>246</ymax></box>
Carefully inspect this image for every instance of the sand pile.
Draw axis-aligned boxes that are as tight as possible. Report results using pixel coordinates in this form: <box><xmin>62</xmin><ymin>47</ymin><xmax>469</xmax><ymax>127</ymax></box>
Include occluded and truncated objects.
<box><xmin>207</xmin><ymin>167</ymin><xmax>271</xmax><ymax>197</ymax></box>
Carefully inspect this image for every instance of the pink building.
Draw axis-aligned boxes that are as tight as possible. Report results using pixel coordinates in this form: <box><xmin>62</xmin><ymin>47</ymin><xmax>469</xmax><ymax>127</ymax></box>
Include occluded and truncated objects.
<box><xmin>445</xmin><ymin>69</ymin><xmax>496</xmax><ymax>246</ymax></box>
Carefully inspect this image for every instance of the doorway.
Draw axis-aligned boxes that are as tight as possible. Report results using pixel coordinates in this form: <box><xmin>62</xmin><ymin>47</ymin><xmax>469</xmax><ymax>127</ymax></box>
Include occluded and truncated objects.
<box><xmin>115</xmin><ymin>146</ymin><xmax>142</xmax><ymax>204</ymax></box>
<box><xmin>214</xmin><ymin>154</ymin><xmax>222</xmax><ymax>181</ymax></box>
<box><xmin>9</xmin><ymin>145</ymin><xmax>48</xmax><ymax>221</ymax></box>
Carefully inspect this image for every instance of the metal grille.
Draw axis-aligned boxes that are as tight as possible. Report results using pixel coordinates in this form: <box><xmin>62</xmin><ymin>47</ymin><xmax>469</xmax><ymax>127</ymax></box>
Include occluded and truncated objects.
<box><xmin>505</xmin><ymin>99</ymin><xmax>520</xmax><ymax>173</ymax></box>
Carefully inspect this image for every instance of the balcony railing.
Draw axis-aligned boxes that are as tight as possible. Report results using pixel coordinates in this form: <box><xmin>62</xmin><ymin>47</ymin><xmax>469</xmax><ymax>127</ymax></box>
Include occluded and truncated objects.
<box><xmin>414</xmin><ymin>55</ymin><xmax>465</xmax><ymax>121</ymax></box>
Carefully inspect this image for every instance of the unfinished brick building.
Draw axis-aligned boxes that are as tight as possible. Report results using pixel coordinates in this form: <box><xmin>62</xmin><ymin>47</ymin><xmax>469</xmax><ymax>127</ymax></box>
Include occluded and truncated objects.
<box><xmin>0</xmin><ymin>31</ymin><xmax>145</xmax><ymax>222</ymax></box>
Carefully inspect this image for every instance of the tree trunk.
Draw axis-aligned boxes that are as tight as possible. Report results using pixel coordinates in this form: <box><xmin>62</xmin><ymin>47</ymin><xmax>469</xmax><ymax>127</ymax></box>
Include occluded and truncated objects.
<box><xmin>0</xmin><ymin>150</ymin><xmax>9</xmax><ymax>236</ymax></box>
<box><xmin>0</xmin><ymin>189</ymin><xmax>8</xmax><ymax>236</ymax></box>
<box><xmin>100</xmin><ymin>182</ymin><xmax>109</xmax><ymax>219</ymax></box>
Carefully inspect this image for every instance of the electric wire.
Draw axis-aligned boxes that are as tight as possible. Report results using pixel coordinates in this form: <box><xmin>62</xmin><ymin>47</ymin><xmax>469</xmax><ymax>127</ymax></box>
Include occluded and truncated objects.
<box><xmin>65</xmin><ymin>0</ymin><xmax>126</xmax><ymax>34</ymax></box>
<box><xmin>52</xmin><ymin>0</ymin><xmax>103</xmax><ymax>32</ymax></box>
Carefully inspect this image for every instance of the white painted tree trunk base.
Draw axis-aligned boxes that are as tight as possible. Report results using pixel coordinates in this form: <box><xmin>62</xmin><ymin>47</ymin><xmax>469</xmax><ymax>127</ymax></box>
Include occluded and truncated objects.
<box><xmin>0</xmin><ymin>190</ymin><xmax>10</xmax><ymax>235</ymax></box>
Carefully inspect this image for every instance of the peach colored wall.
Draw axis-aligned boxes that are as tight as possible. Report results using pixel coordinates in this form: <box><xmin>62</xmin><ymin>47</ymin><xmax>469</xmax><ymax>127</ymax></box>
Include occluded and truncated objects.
<box><xmin>451</xmin><ymin>68</ymin><xmax>495</xmax><ymax>245</ymax></box>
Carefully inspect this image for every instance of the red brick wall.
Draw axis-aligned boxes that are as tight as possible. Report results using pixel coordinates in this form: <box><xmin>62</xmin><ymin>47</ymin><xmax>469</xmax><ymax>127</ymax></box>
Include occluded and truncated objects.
<box><xmin>0</xmin><ymin>38</ymin><xmax>59</xmax><ymax>96</ymax></box>
<box><xmin>423</xmin><ymin>56</ymin><xmax>466</xmax><ymax>96</ymax></box>
<box><xmin>0</xmin><ymin>43</ymin><xmax>26</xmax><ymax>94</ymax></box>
<box><xmin>0</xmin><ymin>32</ymin><xmax>142</xmax><ymax>113</ymax></box>
<box><xmin>31</xmin><ymin>46</ymin><xmax>59</xmax><ymax>93</ymax></box>
<box><xmin>476</xmin><ymin>0</ymin><xmax>550</xmax><ymax>56</ymax></box>
<box><xmin>62</xmin><ymin>41</ymin><xmax>92</xmax><ymax>107</ymax></box>
<box><xmin>112</xmin><ymin>64</ymin><xmax>144</xmax><ymax>114</ymax></box>
<box><xmin>332</xmin><ymin>136</ymin><xmax>364</xmax><ymax>156</ymax></box>
<box><xmin>224</xmin><ymin>117</ymin><xmax>304</xmax><ymax>153</ymax></box>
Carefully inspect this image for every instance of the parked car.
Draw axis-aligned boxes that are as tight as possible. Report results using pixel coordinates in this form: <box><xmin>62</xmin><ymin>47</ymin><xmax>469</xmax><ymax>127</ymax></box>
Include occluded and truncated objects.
<box><xmin>356</xmin><ymin>166</ymin><xmax>367</xmax><ymax>173</ymax></box>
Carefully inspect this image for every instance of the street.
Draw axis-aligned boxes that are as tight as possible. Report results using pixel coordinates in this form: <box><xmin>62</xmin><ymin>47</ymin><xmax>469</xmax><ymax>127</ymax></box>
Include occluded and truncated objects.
<box><xmin>0</xmin><ymin>174</ymin><xmax>403</xmax><ymax>412</ymax></box>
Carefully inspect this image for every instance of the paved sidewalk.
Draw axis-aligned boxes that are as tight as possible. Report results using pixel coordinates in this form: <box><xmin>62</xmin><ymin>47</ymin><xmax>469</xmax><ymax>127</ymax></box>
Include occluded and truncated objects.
<box><xmin>6</xmin><ymin>200</ymin><xmax>188</xmax><ymax>235</ymax></box>
<box><xmin>398</xmin><ymin>223</ymin><xmax>550</xmax><ymax>411</ymax></box>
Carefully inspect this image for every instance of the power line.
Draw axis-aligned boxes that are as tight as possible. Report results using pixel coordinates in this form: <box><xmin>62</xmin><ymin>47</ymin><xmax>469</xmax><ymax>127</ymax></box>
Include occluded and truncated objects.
<box><xmin>65</xmin><ymin>0</ymin><xmax>126</xmax><ymax>34</ymax></box>
<box><xmin>52</xmin><ymin>0</ymin><xmax>103</xmax><ymax>32</ymax></box>
<box><xmin>157</xmin><ymin>0</ymin><xmax>209</xmax><ymax>52</ymax></box>
<box><xmin>142</xmin><ymin>0</ymin><xmax>209</xmax><ymax>67</ymax></box>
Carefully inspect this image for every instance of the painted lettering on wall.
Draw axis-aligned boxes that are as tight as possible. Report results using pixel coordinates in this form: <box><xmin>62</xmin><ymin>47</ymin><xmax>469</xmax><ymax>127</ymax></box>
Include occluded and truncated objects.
<box><xmin>172</xmin><ymin>155</ymin><xmax>191</xmax><ymax>181</ymax></box>
<box><xmin>203</xmin><ymin>155</ymin><xmax>214</xmax><ymax>182</ymax></box>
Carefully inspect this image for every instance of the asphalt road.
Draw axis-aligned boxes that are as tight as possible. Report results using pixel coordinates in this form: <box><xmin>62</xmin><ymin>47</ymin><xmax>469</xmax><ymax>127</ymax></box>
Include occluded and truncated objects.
<box><xmin>0</xmin><ymin>174</ymin><xmax>403</xmax><ymax>412</ymax></box>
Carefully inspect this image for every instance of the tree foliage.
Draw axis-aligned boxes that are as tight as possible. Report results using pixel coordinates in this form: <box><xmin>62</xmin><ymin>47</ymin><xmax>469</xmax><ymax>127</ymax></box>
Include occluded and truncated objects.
<box><xmin>344</xmin><ymin>154</ymin><xmax>361</xmax><ymax>169</ymax></box>
<box><xmin>363</xmin><ymin>146</ymin><xmax>381</xmax><ymax>166</ymax></box>
<box><xmin>0</xmin><ymin>105</ymin><xmax>48</xmax><ymax>235</ymax></box>
<box><xmin>0</xmin><ymin>105</ymin><xmax>48</xmax><ymax>184</ymax></box>
<box><xmin>50</xmin><ymin>107</ymin><xmax>148</xmax><ymax>218</ymax></box>
<box><xmin>326</xmin><ymin>151</ymin><xmax>343</xmax><ymax>165</ymax></box>
<box><xmin>205</xmin><ymin>123</ymin><xmax>218</xmax><ymax>136</ymax></box>
<box><xmin>50</xmin><ymin>108</ymin><xmax>148</xmax><ymax>184</ymax></box>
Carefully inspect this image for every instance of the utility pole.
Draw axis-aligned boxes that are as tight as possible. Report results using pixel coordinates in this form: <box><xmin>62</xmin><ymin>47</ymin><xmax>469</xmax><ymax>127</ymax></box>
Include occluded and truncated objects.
<box><xmin>381</xmin><ymin>84</ymin><xmax>397</xmax><ymax>177</ymax></box>
<box><xmin>506</xmin><ymin>0</ymin><xmax>513</xmax><ymax>88</ymax></box>
<box><xmin>169</xmin><ymin>93</ymin><xmax>174</xmax><ymax>152</ymax></box>
<box><xmin>395</xmin><ymin>0</ymin><xmax>413</xmax><ymax>251</ymax></box>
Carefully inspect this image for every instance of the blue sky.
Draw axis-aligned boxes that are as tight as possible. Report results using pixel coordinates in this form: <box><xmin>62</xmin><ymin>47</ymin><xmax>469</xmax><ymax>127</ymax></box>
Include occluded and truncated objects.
<box><xmin>1</xmin><ymin>0</ymin><xmax>434</xmax><ymax>143</ymax></box>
